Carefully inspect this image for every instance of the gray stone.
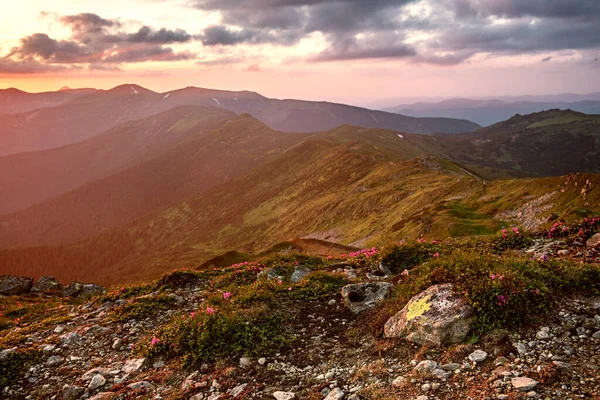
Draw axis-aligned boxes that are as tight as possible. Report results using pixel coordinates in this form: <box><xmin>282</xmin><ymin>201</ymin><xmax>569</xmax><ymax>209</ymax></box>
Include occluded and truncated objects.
<box><xmin>46</xmin><ymin>355</ymin><xmax>65</xmax><ymax>366</ymax></box>
<box><xmin>258</xmin><ymin>357</ymin><xmax>267</xmax><ymax>366</ymax></box>
<box><xmin>273</xmin><ymin>391</ymin><xmax>295</xmax><ymax>400</ymax></box>
<box><xmin>257</xmin><ymin>268</ymin><xmax>282</xmax><ymax>281</ymax></box>
<box><xmin>468</xmin><ymin>350</ymin><xmax>488</xmax><ymax>363</ymax></box>
<box><xmin>341</xmin><ymin>282</ymin><xmax>393</xmax><ymax>314</ymax></box>
<box><xmin>239</xmin><ymin>357</ymin><xmax>252</xmax><ymax>367</ymax></box>
<box><xmin>123</xmin><ymin>358</ymin><xmax>147</xmax><ymax>374</ymax></box>
<box><xmin>78</xmin><ymin>284</ymin><xmax>106</xmax><ymax>299</ymax></box>
<box><xmin>536</xmin><ymin>327</ymin><xmax>551</xmax><ymax>340</ymax></box>
<box><xmin>62</xmin><ymin>282</ymin><xmax>84</xmax><ymax>297</ymax></box>
<box><xmin>127</xmin><ymin>381</ymin><xmax>154</xmax><ymax>392</ymax></box>
<box><xmin>31</xmin><ymin>276</ymin><xmax>62</xmax><ymax>295</ymax></box>
<box><xmin>230</xmin><ymin>383</ymin><xmax>247</xmax><ymax>397</ymax></box>
<box><xmin>0</xmin><ymin>275</ymin><xmax>33</xmax><ymax>295</ymax></box>
<box><xmin>112</xmin><ymin>338</ymin><xmax>123</xmax><ymax>350</ymax></box>
<box><xmin>82</xmin><ymin>368</ymin><xmax>112</xmax><ymax>381</ymax></box>
<box><xmin>324</xmin><ymin>388</ymin><xmax>344</xmax><ymax>400</ymax></box>
<box><xmin>60</xmin><ymin>332</ymin><xmax>82</xmax><ymax>347</ymax></box>
<box><xmin>63</xmin><ymin>384</ymin><xmax>85</xmax><ymax>400</ymax></box>
<box><xmin>291</xmin><ymin>266</ymin><xmax>313</xmax><ymax>283</ymax></box>
<box><xmin>414</xmin><ymin>360</ymin><xmax>439</xmax><ymax>377</ymax></box>
<box><xmin>392</xmin><ymin>376</ymin><xmax>407</xmax><ymax>387</ymax></box>
<box><xmin>384</xmin><ymin>283</ymin><xmax>474</xmax><ymax>346</ymax></box>
<box><xmin>511</xmin><ymin>377</ymin><xmax>538</xmax><ymax>391</ymax></box>
<box><xmin>89</xmin><ymin>374</ymin><xmax>107</xmax><ymax>390</ymax></box>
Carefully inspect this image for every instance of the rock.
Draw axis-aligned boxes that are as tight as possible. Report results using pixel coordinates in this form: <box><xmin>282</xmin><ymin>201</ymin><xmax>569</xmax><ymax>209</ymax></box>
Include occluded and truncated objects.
<box><xmin>0</xmin><ymin>348</ymin><xmax>16</xmax><ymax>361</ymax></box>
<box><xmin>127</xmin><ymin>381</ymin><xmax>154</xmax><ymax>392</ymax></box>
<box><xmin>384</xmin><ymin>283</ymin><xmax>474</xmax><ymax>346</ymax></box>
<box><xmin>0</xmin><ymin>275</ymin><xmax>33</xmax><ymax>295</ymax></box>
<box><xmin>273</xmin><ymin>391</ymin><xmax>295</xmax><ymax>400</ymax></box>
<box><xmin>82</xmin><ymin>368</ymin><xmax>112</xmax><ymax>381</ymax></box>
<box><xmin>78</xmin><ymin>284</ymin><xmax>106</xmax><ymax>299</ymax></box>
<box><xmin>190</xmin><ymin>394</ymin><xmax>205</xmax><ymax>400</ymax></box>
<box><xmin>62</xmin><ymin>282</ymin><xmax>84</xmax><ymax>297</ymax></box>
<box><xmin>341</xmin><ymin>282</ymin><xmax>393</xmax><ymax>314</ymax></box>
<box><xmin>421</xmin><ymin>383</ymin><xmax>431</xmax><ymax>392</ymax></box>
<box><xmin>511</xmin><ymin>377</ymin><xmax>538</xmax><ymax>391</ymax></box>
<box><xmin>328</xmin><ymin>299</ymin><xmax>336</xmax><ymax>306</ymax></box>
<box><xmin>324</xmin><ymin>387</ymin><xmax>344</xmax><ymax>400</ymax></box>
<box><xmin>557</xmin><ymin>249</ymin><xmax>569</xmax><ymax>255</ymax></box>
<box><xmin>89</xmin><ymin>374</ymin><xmax>107</xmax><ymax>390</ymax></box>
<box><xmin>112</xmin><ymin>338</ymin><xmax>123</xmax><ymax>350</ymax></box>
<box><xmin>46</xmin><ymin>355</ymin><xmax>65</xmax><ymax>366</ymax></box>
<box><xmin>592</xmin><ymin>331</ymin><xmax>600</xmax><ymax>339</ymax></box>
<box><xmin>515</xmin><ymin>342</ymin><xmax>529</xmax><ymax>355</ymax></box>
<box><xmin>257</xmin><ymin>268</ymin><xmax>282</xmax><ymax>281</ymax></box>
<box><xmin>586</xmin><ymin>233</ymin><xmax>600</xmax><ymax>248</ymax></box>
<box><xmin>258</xmin><ymin>357</ymin><xmax>267</xmax><ymax>366</ymax></box>
<box><xmin>230</xmin><ymin>383</ymin><xmax>247</xmax><ymax>397</ymax></box>
<box><xmin>291</xmin><ymin>265</ymin><xmax>313</xmax><ymax>283</ymax></box>
<box><xmin>587</xmin><ymin>296</ymin><xmax>600</xmax><ymax>309</ymax></box>
<box><xmin>123</xmin><ymin>357</ymin><xmax>147</xmax><ymax>374</ymax></box>
<box><xmin>54</xmin><ymin>325</ymin><xmax>67</xmax><ymax>334</ymax></box>
<box><xmin>239</xmin><ymin>356</ymin><xmax>252</xmax><ymax>367</ymax></box>
<box><xmin>392</xmin><ymin>376</ymin><xmax>407</xmax><ymax>387</ymax></box>
<box><xmin>60</xmin><ymin>332</ymin><xmax>82</xmax><ymax>347</ymax></box>
<box><xmin>416</xmin><ymin>396</ymin><xmax>429</xmax><ymax>400</ymax></box>
<box><xmin>442</xmin><ymin>363</ymin><xmax>461</xmax><ymax>371</ymax></box>
<box><xmin>414</xmin><ymin>360</ymin><xmax>439</xmax><ymax>377</ymax></box>
<box><xmin>63</xmin><ymin>384</ymin><xmax>85</xmax><ymax>400</ymax></box>
<box><xmin>536</xmin><ymin>327</ymin><xmax>551</xmax><ymax>340</ymax></box>
<box><xmin>31</xmin><ymin>276</ymin><xmax>62</xmax><ymax>295</ymax></box>
<box><xmin>468</xmin><ymin>349</ymin><xmax>488</xmax><ymax>363</ymax></box>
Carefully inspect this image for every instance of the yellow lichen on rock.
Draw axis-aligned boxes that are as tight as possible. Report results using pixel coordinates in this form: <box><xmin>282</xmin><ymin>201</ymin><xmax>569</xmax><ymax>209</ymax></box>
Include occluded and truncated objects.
<box><xmin>407</xmin><ymin>294</ymin><xmax>432</xmax><ymax>321</ymax></box>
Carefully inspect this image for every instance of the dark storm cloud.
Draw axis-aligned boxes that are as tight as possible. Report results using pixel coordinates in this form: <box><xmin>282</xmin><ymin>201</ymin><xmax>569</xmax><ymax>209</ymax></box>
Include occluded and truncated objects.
<box><xmin>4</xmin><ymin>13</ymin><xmax>196</xmax><ymax>71</ymax></box>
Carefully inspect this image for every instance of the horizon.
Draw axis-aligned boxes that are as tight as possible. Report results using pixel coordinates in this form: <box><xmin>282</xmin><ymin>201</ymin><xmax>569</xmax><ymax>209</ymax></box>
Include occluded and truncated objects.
<box><xmin>2</xmin><ymin>0</ymin><xmax>600</xmax><ymax>105</ymax></box>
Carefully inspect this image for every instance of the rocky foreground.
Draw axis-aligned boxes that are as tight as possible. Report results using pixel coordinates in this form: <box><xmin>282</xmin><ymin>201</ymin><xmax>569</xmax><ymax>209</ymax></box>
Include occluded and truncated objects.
<box><xmin>1</xmin><ymin>234</ymin><xmax>600</xmax><ymax>400</ymax></box>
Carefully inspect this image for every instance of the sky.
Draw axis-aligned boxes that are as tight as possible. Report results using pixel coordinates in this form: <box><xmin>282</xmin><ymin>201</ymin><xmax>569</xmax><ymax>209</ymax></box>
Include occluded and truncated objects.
<box><xmin>1</xmin><ymin>0</ymin><xmax>599</xmax><ymax>104</ymax></box>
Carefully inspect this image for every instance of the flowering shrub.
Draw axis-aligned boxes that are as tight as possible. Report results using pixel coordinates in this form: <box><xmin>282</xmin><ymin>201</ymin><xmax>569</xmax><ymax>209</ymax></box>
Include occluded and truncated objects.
<box><xmin>491</xmin><ymin>227</ymin><xmax>532</xmax><ymax>252</ymax></box>
<box><xmin>337</xmin><ymin>247</ymin><xmax>379</xmax><ymax>269</ymax></box>
<box><xmin>546</xmin><ymin>217</ymin><xmax>600</xmax><ymax>240</ymax></box>
<box><xmin>289</xmin><ymin>272</ymin><xmax>346</xmax><ymax>301</ymax></box>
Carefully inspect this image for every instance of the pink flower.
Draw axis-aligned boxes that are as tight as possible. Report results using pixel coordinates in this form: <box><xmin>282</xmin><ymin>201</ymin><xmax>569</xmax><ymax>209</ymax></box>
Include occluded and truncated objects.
<box><xmin>497</xmin><ymin>295</ymin><xmax>507</xmax><ymax>306</ymax></box>
<box><xmin>205</xmin><ymin>307</ymin><xmax>215</xmax><ymax>314</ymax></box>
<box><xmin>288</xmin><ymin>287</ymin><xmax>292</xmax><ymax>291</ymax></box>
<box><xmin>190</xmin><ymin>311</ymin><xmax>196</xmax><ymax>318</ymax></box>
<box><xmin>433</xmin><ymin>253</ymin><xmax>440</xmax><ymax>258</ymax></box>
<box><xmin>327</xmin><ymin>255</ymin><xmax>333</xmax><ymax>260</ymax></box>
<box><xmin>151</xmin><ymin>337</ymin><xmax>160</xmax><ymax>345</ymax></box>
<box><xmin>223</xmin><ymin>292</ymin><xmax>232</xmax><ymax>300</ymax></box>
<box><xmin>401</xmin><ymin>269</ymin><xmax>409</xmax><ymax>276</ymax></box>
<box><xmin>490</xmin><ymin>273</ymin><xmax>496</xmax><ymax>280</ymax></box>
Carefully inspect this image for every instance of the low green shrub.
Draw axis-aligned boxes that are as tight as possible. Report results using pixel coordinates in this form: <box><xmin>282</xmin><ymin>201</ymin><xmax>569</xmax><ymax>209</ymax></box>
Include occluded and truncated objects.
<box><xmin>143</xmin><ymin>306</ymin><xmax>289</xmax><ymax>366</ymax></box>
<box><xmin>110</xmin><ymin>293</ymin><xmax>177</xmax><ymax>322</ymax></box>
<box><xmin>379</xmin><ymin>242</ymin><xmax>439</xmax><ymax>273</ymax></box>
<box><xmin>290</xmin><ymin>272</ymin><xmax>346</xmax><ymax>301</ymax></box>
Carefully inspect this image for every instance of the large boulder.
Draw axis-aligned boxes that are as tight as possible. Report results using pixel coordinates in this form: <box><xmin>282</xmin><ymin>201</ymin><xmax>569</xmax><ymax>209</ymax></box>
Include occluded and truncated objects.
<box><xmin>62</xmin><ymin>282</ymin><xmax>85</xmax><ymax>297</ymax></box>
<box><xmin>78</xmin><ymin>284</ymin><xmax>106</xmax><ymax>299</ymax></box>
<box><xmin>341</xmin><ymin>282</ymin><xmax>393</xmax><ymax>314</ymax></box>
<box><xmin>31</xmin><ymin>276</ymin><xmax>63</xmax><ymax>295</ymax></box>
<box><xmin>0</xmin><ymin>276</ymin><xmax>33</xmax><ymax>295</ymax></box>
<box><xmin>384</xmin><ymin>283</ymin><xmax>473</xmax><ymax>346</ymax></box>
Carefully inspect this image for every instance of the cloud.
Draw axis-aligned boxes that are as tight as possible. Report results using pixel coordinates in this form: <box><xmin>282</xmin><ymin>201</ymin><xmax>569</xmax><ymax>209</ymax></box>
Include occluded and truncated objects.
<box><xmin>3</xmin><ymin>12</ymin><xmax>196</xmax><ymax>73</ymax></box>
<box><xmin>190</xmin><ymin>0</ymin><xmax>600</xmax><ymax>65</ymax></box>
<box><xmin>541</xmin><ymin>56</ymin><xmax>552</xmax><ymax>62</ymax></box>
<box><xmin>0</xmin><ymin>56</ymin><xmax>72</xmax><ymax>74</ymax></box>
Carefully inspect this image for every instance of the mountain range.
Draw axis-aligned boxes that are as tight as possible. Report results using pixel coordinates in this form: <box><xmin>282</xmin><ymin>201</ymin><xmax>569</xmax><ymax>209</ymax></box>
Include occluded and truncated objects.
<box><xmin>0</xmin><ymin>84</ymin><xmax>598</xmax><ymax>287</ymax></box>
<box><xmin>0</xmin><ymin>84</ymin><xmax>479</xmax><ymax>157</ymax></box>
<box><xmin>384</xmin><ymin>97</ymin><xmax>600</xmax><ymax>126</ymax></box>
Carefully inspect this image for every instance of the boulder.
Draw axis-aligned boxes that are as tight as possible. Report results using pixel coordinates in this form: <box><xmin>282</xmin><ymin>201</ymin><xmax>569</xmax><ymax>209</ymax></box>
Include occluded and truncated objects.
<box><xmin>384</xmin><ymin>283</ymin><xmax>473</xmax><ymax>346</ymax></box>
<box><xmin>291</xmin><ymin>266</ymin><xmax>313</xmax><ymax>283</ymax></box>
<box><xmin>31</xmin><ymin>276</ymin><xmax>62</xmax><ymax>295</ymax></box>
<box><xmin>586</xmin><ymin>233</ymin><xmax>600</xmax><ymax>248</ymax></box>
<box><xmin>78</xmin><ymin>283</ymin><xmax>106</xmax><ymax>299</ymax></box>
<box><xmin>341</xmin><ymin>282</ymin><xmax>393</xmax><ymax>314</ymax></box>
<box><xmin>62</xmin><ymin>282</ymin><xmax>85</xmax><ymax>297</ymax></box>
<box><xmin>0</xmin><ymin>275</ymin><xmax>33</xmax><ymax>295</ymax></box>
<box><xmin>257</xmin><ymin>268</ymin><xmax>283</xmax><ymax>282</ymax></box>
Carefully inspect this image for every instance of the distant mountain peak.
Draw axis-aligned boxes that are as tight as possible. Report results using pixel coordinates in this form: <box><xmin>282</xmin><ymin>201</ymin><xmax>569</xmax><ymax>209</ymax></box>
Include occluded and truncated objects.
<box><xmin>107</xmin><ymin>84</ymin><xmax>156</xmax><ymax>95</ymax></box>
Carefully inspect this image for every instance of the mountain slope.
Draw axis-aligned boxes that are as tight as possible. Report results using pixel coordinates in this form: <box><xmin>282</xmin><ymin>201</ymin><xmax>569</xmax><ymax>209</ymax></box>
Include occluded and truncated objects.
<box><xmin>0</xmin><ymin>85</ymin><xmax>479</xmax><ymax>157</ymax></box>
<box><xmin>0</xmin><ymin>114</ymin><xmax>306</xmax><ymax>247</ymax></box>
<box><xmin>0</xmin><ymin>106</ymin><xmax>235</xmax><ymax>215</ymax></box>
<box><xmin>1</xmin><ymin>117</ymin><xmax>598</xmax><ymax>286</ymax></box>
